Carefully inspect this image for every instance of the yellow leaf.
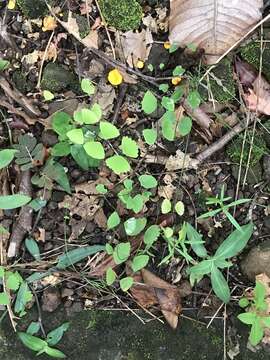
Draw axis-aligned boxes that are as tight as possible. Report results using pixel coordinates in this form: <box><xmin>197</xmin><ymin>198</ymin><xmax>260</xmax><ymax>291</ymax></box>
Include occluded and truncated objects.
<box><xmin>136</xmin><ymin>60</ymin><xmax>144</xmax><ymax>69</ymax></box>
<box><xmin>164</xmin><ymin>42</ymin><xmax>171</xmax><ymax>50</ymax></box>
<box><xmin>7</xmin><ymin>0</ymin><xmax>16</xmax><ymax>9</ymax></box>
<box><xmin>42</xmin><ymin>16</ymin><xmax>57</xmax><ymax>32</ymax></box>
<box><xmin>108</xmin><ymin>69</ymin><xmax>123</xmax><ymax>86</ymax></box>
<box><xmin>171</xmin><ymin>77</ymin><xmax>182</xmax><ymax>86</ymax></box>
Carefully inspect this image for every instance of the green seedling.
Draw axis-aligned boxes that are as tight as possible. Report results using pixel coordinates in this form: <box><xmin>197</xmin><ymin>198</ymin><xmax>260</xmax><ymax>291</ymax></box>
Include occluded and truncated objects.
<box><xmin>238</xmin><ymin>280</ymin><xmax>270</xmax><ymax>346</ymax></box>
<box><xmin>198</xmin><ymin>185</ymin><xmax>250</xmax><ymax>231</ymax></box>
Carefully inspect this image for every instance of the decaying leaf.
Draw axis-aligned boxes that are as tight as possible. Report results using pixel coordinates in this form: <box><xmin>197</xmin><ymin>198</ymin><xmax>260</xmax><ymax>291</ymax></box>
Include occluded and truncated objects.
<box><xmin>236</xmin><ymin>59</ymin><xmax>270</xmax><ymax>115</ymax></box>
<box><xmin>57</xmin><ymin>11</ymin><xmax>98</xmax><ymax>49</ymax></box>
<box><xmin>127</xmin><ymin>267</ymin><xmax>182</xmax><ymax>329</ymax></box>
<box><xmin>169</xmin><ymin>0</ymin><xmax>263</xmax><ymax>64</ymax></box>
<box><xmin>119</xmin><ymin>29</ymin><xmax>153</xmax><ymax>67</ymax></box>
<box><xmin>58</xmin><ymin>194</ymin><xmax>100</xmax><ymax>219</ymax></box>
<box><xmin>165</xmin><ymin>150</ymin><xmax>199</xmax><ymax>171</ymax></box>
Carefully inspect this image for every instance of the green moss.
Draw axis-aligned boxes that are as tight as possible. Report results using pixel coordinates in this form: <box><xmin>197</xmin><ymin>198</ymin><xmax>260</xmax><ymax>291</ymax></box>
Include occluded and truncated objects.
<box><xmin>99</xmin><ymin>0</ymin><xmax>143</xmax><ymax>31</ymax></box>
<box><xmin>73</xmin><ymin>14</ymin><xmax>90</xmax><ymax>38</ymax></box>
<box><xmin>241</xmin><ymin>41</ymin><xmax>270</xmax><ymax>82</ymax></box>
<box><xmin>199</xmin><ymin>59</ymin><xmax>235</xmax><ymax>103</ymax></box>
<box><xmin>17</xmin><ymin>0</ymin><xmax>49</xmax><ymax>18</ymax></box>
<box><xmin>41</xmin><ymin>63</ymin><xmax>79</xmax><ymax>93</ymax></box>
<box><xmin>226</xmin><ymin>130</ymin><xmax>267</xmax><ymax>166</ymax></box>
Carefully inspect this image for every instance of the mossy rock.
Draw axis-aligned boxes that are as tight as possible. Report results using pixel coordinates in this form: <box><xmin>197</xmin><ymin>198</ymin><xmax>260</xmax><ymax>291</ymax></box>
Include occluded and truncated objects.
<box><xmin>226</xmin><ymin>130</ymin><xmax>267</xmax><ymax>167</ymax></box>
<box><xmin>17</xmin><ymin>0</ymin><xmax>49</xmax><ymax>18</ymax></box>
<box><xmin>199</xmin><ymin>59</ymin><xmax>236</xmax><ymax>103</ymax></box>
<box><xmin>241</xmin><ymin>41</ymin><xmax>270</xmax><ymax>82</ymax></box>
<box><xmin>41</xmin><ymin>63</ymin><xmax>79</xmax><ymax>93</ymax></box>
<box><xmin>99</xmin><ymin>0</ymin><xmax>143</xmax><ymax>31</ymax></box>
<box><xmin>74</xmin><ymin>14</ymin><xmax>90</xmax><ymax>38</ymax></box>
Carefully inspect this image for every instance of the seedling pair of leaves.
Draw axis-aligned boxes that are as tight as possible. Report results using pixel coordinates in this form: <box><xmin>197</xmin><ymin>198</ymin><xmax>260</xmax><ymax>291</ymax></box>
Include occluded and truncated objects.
<box><xmin>117</xmin><ymin>176</ymin><xmax>157</xmax><ymax>214</ymax></box>
<box><xmin>105</xmin><ymin>242</ymin><xmax>149</xmax><ymax>291</ymax></box>
<box><xmin>198</xmin><ymin>185</ymin><xmax>250</xmax><ymax>231</ymax></box>
<box><xmin>238</xmin><ymin>281</ymin><xmax>270</xmax><ymax>346</ymax></box>
<box><xmin>18</xmin><ymin>321</ymin><xmax>69</xmax><ymax>358</ymax></box>
<box><xmin>189</xmin><ymin>223</ymin><xmax>253</xmax><ymax>303</ymax></box>
<box><xmin>141</xmin><ymin>77</ymin><xmax>201</xmax><ymax>141</ymax></box>
<box><xmin>0</xmin><ymin>267</ymin><xmax>32</xmax><ymax>316</ymax></box>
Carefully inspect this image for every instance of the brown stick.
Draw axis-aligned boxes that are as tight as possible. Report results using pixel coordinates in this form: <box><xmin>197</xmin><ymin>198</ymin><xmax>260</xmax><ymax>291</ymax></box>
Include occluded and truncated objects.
<box><xmin>7</xmin><ymin>170</ymin><xmax>33</xmax><ymax>258</ymax></box>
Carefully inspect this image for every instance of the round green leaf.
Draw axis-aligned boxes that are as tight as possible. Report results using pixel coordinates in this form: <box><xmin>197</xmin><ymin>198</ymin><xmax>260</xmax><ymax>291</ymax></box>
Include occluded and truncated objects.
<box><xmin>144</xmin><ymin>225</ymin><xmax>160</xmax><ymax>246</ymax></box>
<box><xmin>106</xmin><ymin>155</ymin><xmax>130</xmax><ymax>175</ymax></box>
<box><xmin>99</xmin><ymin>121</ymin><xmax>120</xmax><ymax>140</ymax></box>
<box><xmin>142</xmin><ymin>91</ymin><xmax>157</xmax><ymax>114</ymax></box>
<box><xmin>43</xmin><ymin>90</ymin><xmax>54</xmax><ymax>101</ymax></box>
<box><xmin>113</xmin><ymin>242</ymin><xmax>131</xmax><ymax>265</ymax></box>
<box><xmin>107</xmin><ymin>211</ymin><xmax>120</xmax><ymax>230</ymax></box>
<box><xmin>142</xmin><ymin>129</ymin><xmax>157</xmax><ymax>145</ymax></box>
<box><xmin>120</xmin><ymin>277</ymin><xmax>134</xmax><ymax>292</ymax></box>
<box><xmin>0</xmin><ymin>292</ymin><xmax>9</xmax><ymax>305</ymax></box>
<box><xmin>161</xmin><ymin>199</ymin><xmax>171</xmax><ymax>214</ymax></box>
<box><xmin>131</xmin><ymin>255</ymin><xmax>149</xmax><ymax>272</ymax></box>
<box><xmin>0</xmin><ymin>149</ymin><xmax>17</xmax><ymax>169</ymax></box>
<box><xmin>0</xmin><ymin>194</ymin><xmax>31</xmax><ymax>210</ymax></box>
<box><xmin>96</xmin><ymin>184</ymin><xmax>108</xmax><ymax>194</ymax></box>
<box><xmin>81</xmin><ymin>78</ymin><xmax>95</xmax><ymax>95</ymax></box>
<box><xmin>66</xmin><ymin>128</ymin><xmax>84</xmax><ymax>145</ymax></box>
<box><xmin>106</xmin><ymin>267</ymin><xmax>116</xmax><ymax>286</ymax></box>
<box><xmin>178</xmin><ymin>116</ymin><xmax>192</xmax><ymax>136</ymax></box>
<box><xmin>124</xmin><ymin>217</ymin><xmax>147</xmax><ymax>236</ymax></box>
<box><xmin>120</xmin><ymin>136</ymin><xmax>139</xmax><ymax>158</ymax></box>
<box><xmin>173</xmin><ymin>65</ymin><xmax>185</xmax><ymax>76</ymax></box>
<box><xmin>187</xmin><ymin>91</ymin><xmax>201</xmax><ymax>109</ymax></box>
<box><xmin>84</xmin><ymin>141</ymin><xmax>105</xmax><ymax>160</ymax></box>
<box><xmin>161</xmin><ymin>96</ymin><xmax>175</xmax><ymax>111</ymax></box>
<box><xmin>175</xmin><ymin>201</ymin><xmax>185</xmax><ymax>216</ymax></box>
<box><xmin>161</xmin><ymin>111</ymin><xmax>176</xmax><ymax>141</ymax></box>
<box><xmin>138</xmin><ymin>174</ymin><xmax>157</xmax><ymax>189</ymax></box>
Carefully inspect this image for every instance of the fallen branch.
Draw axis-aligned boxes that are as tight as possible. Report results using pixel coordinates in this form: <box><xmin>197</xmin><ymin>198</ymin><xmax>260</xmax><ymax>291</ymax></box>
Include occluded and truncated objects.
<box><xmin>7</xmin><ymin>170</ymin><xmax>33</xmax><ymax>258</ymax></box>
<box><xmin>0</xmin><ymin>76</ymin><xmax>41</xmax><ymax>118</ymax></box>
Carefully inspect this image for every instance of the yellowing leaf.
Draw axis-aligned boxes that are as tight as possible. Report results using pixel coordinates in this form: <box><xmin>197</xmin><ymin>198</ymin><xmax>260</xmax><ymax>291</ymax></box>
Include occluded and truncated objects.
<box><xmin>108</xmin><ymin>69</ymin><xmax>123</xmax><ymax>86</ymax></box>
<box><xmin>8</xmin><ymin>0</ymin><xmax>16</xmax><ymax>10</ymax></box>
<box><xmin>42</xmin><ymin>16</ymin><xmax>57</xmax><ymax>32</ymax></box>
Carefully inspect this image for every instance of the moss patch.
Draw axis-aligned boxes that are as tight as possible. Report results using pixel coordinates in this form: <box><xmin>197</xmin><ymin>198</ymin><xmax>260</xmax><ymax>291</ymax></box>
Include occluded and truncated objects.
<box><xmin>199</xmin><ymin>59</ymin><xmax>235</xmax><ymax>103</ymax></box>
<box><xmin>226</xmin><ymin>130</ymin><xmax>267</xmax><ymax>167</ymax></box>
<box><xmin>99</xmin><ymin>0</ymin><xmax>143</xmax><ymax>31</ymax></box>
<box><xmin>241</xmin><ymin>41</ymin><xmax>270</xmax><ymax>82</ymax></box>
<box><xmin>17</xmin><ymin>0</ymin><xmax>49</xmax><ymax>18</ymax></box>
<box><xmin>40</xmin><ymin>63</ymin><xmax>79</xmax><ymax>93</ymax></box>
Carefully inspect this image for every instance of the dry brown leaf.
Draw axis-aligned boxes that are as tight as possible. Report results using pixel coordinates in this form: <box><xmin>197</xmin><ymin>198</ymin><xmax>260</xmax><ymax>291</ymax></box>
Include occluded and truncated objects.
<box><xmin>165</xmin><ymin>150</ymin><xmax>199</xmax><ymax>171</ymax></box>
<box><xmin>75</xmin><ymin>178</ymin><xmax>112</xmax><ymax>195</ymax></box>
<box><xmin>58</xmin><ymin>194</ymin><xmax>100</xmax><ymax>219</ymax></box>
<box><xmin>57</xmin><ymin>11</ymin><xmax>98</xmax><ymax>49</ymax></box>
<box><xmin>94</xmin><ymin>208</ymin><xmax>107</xmax><ymax>229</ymax></box>
<box><xmin>128</xmin><ymin>267</ymin><xmax>182</xmax><ymax>329</ymax></box>
<box><xmin>120</xmin><ymin>29</ymin><xmax>153</xmax><ymax>67</ymax></box>
<box><xmin>169</xmin><ymin>0</ymin><xmax>262</xmax><ymax>64</ymax></box>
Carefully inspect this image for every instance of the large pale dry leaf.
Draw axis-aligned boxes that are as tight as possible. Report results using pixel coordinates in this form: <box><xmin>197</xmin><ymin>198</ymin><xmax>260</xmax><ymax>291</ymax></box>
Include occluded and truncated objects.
<box><xmin>169</xmin><ymin>0</ymin><xmax>263</xmax><ymax>64</ymax></box>
<box><xmin>119</xmin><ymin>29</ymin><xmax>153</xmax><ymax>67</ymax></box>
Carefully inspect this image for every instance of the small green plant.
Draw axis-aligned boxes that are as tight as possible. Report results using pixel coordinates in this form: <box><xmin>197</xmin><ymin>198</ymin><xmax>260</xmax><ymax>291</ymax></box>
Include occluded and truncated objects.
<box><xmin>159</xmin><ymin>222</ymin><xmax>207</xmax><ymax>266</ymax></box>
<box><xmin>13</xmin><ymin>134</ymin><xmax>44</xmax><ymax>171</ymax></box>
<box><xmin>0</xmin><ymin>266</ymin><xmax>33</xmax><ymax>317</ymax></box>
<box><xmin>18</xmin><ymin>321</ymin><xmax>69</xmax><ymax>358</ymax></box>
<box><xmin>141</xmin><ymin>66</ymin><xmax>199</xmax><ymax>142</ymax></box>
<box><xmin>198</xmin><ymin>185</ymin><xmax>250</xmax><ymax>231</ymax></box>
<box><xmin>190</xmin><ymin>223</ymin><xmax>253</xmax><ymax>303</ymax></box>
<box><xmin>238</xmin><ymin>280</ymin><xmax>270</xmax><ymax>346</ymax></box>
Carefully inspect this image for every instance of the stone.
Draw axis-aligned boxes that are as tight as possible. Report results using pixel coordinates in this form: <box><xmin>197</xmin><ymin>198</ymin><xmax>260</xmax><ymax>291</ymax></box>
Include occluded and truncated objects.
<box><xmin>41</xmin><ymin>130</ymin><xmax>58</xmax><ymax>147</ymax></box>
<box><xmin>241</xmin><ymin>240</ymin><xmax>270</xmax><ymax>281</ymax></box>
<box><xmin>40</xmin><ymin>63</ymin><xmax>79</xmax><ymax>93</ymax></box>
